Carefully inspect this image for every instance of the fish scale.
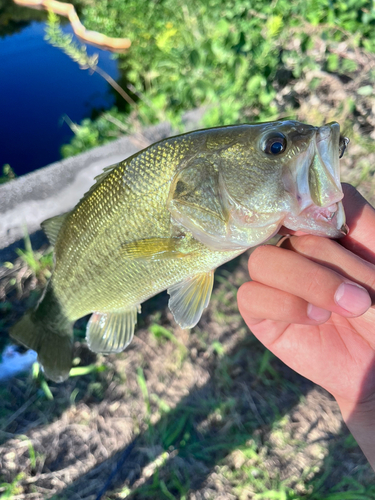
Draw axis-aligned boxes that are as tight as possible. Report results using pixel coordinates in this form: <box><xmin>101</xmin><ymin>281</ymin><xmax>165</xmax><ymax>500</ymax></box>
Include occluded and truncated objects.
<box><xmin>10</xmin><ymin>121</ymin><xmax>348</xmax><ymax>382</ymax></box>
<box><xmin>52</xmin><ymin>135</ymin><xmax>218</xmax><ymax>317</ymax></box>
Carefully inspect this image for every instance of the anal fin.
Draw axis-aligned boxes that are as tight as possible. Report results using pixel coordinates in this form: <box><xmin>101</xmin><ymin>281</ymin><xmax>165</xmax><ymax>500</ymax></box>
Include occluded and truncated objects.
<box><xmin>86</xmin><ymin>305</ymin><xmax>140</xmax><ymax>354</ymax></box>
<box><xmin>168</xmin><ymin>270</ymin><xmax>214</xmax><ymax>329</ymax></box>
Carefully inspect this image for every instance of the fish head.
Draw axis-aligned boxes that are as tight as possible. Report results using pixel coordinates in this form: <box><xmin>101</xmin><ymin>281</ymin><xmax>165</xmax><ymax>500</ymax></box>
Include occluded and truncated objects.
<box><xmin>168</xmin><ymin>120</ymin><xmax>348</xmax><ymax>253</ymax></box>
<box><xmin>218</xmin><ymin>120</ymin><xmax>348</xmax><ymax>239</ymax></box>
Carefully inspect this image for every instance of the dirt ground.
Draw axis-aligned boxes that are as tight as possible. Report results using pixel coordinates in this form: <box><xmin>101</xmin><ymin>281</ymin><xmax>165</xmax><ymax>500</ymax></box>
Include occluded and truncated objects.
<box><xmin>1</xmin><ymin>37</ymin><xmax>375</xmax><ymax>500</ymax></box>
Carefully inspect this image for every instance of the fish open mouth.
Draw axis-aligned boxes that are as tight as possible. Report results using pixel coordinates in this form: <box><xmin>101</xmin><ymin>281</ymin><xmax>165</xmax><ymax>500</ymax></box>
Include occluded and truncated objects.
<box><xmin>299</xmin><ymin>200</ymin><xmax>348</xmax><ymax>236</ymax></box>
<box><xmin>312</xmin><ymin>123</ymin><xmax>348</xmax><ymax>235</ymax></box>
<box><xmin>284</xmin><ymin>122</ymin><xmax>349</xmax><ymax>237</ymax></box>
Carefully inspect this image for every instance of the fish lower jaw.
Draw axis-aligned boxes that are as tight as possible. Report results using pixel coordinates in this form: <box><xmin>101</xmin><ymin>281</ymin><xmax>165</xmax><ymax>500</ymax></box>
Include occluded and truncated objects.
<box><xmin>303</xmin><ymin>200</ymin><xmax>347</xmax><ymax>235</ymax></box>
<box><xmin>283</xmin><ymin>200</ymin><xmax>347</xmax><ymax>237</ymax></box>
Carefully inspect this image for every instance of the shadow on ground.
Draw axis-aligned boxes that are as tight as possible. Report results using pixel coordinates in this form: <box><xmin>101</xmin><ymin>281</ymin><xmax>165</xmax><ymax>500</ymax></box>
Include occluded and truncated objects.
<box><xmin>50</xmin><ymin>332</ymin><xmax>316</xmax><ymax>499</ymax></box>
<box><xmin>50</xmin><ymin>333</ymin><xmax>373</xmax><ymax>500</ymax></box>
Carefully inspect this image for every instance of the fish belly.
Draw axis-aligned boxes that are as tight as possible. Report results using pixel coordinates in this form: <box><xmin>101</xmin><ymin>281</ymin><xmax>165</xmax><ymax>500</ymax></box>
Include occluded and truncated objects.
<box><xmin>52</xmin><ymin>246</ymin><xmax>240</xmax><ymax>321</ymax></box>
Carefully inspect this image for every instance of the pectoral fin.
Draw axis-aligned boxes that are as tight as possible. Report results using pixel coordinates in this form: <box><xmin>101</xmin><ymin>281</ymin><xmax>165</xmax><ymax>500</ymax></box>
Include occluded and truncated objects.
<box><xmin>86</xmin><ymin>305</ymin><xmax>140</xmax><ymax>353</ymax></box>
<box><xmin>168</xmin><ymin>270</ymin><xmax>214</xmax><ymax>329</ymax></box>
<box><xmin>120</xmin><ymin>237</ymin><xmax>189</xmax><ymax>261</ymax></box>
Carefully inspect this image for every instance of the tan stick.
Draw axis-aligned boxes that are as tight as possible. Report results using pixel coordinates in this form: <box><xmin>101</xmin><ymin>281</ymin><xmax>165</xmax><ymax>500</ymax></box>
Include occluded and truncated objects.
<box><xmin>13</xmin><ymin>0</ymin><xmax>131</xmax><ymax>52</ymax></box>
<box><xmin>94</xmin><ymin>66</ymin><xmax>136</xmax><ymax>106</ymax></box>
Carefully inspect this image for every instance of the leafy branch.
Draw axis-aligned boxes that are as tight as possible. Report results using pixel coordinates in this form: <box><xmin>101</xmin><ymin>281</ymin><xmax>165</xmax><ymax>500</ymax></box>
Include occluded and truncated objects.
<box><xmin>44</xmin><ymin>11</ymin><xmax>136</xmax><ymax>106</ymax></box>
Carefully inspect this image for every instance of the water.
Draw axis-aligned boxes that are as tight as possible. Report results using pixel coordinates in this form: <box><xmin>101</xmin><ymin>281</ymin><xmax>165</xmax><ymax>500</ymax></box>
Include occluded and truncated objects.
<box><xmin>0</xmin><ymin>345</ymin><xmax>37</xmax><ymax>381</ymax></box>
<box><xmin>0</xmin><ymin>21</ymin><xmax>119</xmax><ymax>176</ymax></box>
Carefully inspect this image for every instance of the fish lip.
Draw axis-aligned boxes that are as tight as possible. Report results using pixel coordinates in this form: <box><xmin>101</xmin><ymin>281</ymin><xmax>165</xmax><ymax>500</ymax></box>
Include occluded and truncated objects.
<box><xmin>293</xmin><ymin>123</ymin><xmax>343</xmax><ymax>209</ymax></box>
<box><xmin>335</xmin><ymin>199</ymin><xmax>348</xmax><ymax>235</ymax></box>
<box><xmin>314</xmin><ymin>121</ymin><xmax>342</xmax><ymax>191</ymax></box>
<box><xmin>340</xmin><ymin>223</ymin><xmax>349</xmax><ymax>236</ymax></box>
<box><xmin>312</xmin><ymin>123</ymin><xmax>346</xmax><ymax>232</ymax></box>
<box><xmin>339</xmin><ymin>136</ymin><xmax>350</xmax><ymax>158</ymax></box>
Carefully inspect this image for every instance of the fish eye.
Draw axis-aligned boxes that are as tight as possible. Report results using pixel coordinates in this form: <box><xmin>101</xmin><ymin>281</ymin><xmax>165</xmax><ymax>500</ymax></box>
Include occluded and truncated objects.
<box><xmin>262</xmin><ymin>133</ymin><xmax>287</xmax><ymax>155</ymax></box>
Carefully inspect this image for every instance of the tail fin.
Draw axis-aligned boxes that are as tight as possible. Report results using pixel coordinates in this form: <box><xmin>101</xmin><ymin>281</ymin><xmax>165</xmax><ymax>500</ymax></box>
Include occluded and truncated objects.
<box><xmin>10</xmin><ymin>288</ymin><xmax>73</xmax><ymax>383</ymax></box>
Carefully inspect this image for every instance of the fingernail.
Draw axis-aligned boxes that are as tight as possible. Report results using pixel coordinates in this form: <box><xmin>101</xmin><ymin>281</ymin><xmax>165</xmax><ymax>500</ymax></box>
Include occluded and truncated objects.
<box><xmin>334</xmin><ymin>283</ymin><xmax>371</xmax><ymax>316</ymax></box>
<box><xmin>307</xmin><ymin>304</ymin><xmax>331</xmax><ymax>322</ymax></box>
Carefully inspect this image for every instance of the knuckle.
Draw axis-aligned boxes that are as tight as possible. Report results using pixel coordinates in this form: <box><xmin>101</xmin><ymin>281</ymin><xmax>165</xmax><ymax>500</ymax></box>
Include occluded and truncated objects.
<box><xmin>237</xmin><ymin>283</ymin><xmax>248</xmax><ymax>303</ymax></box>
<box><xmin>364</xmin><ymin>269</ymin><xmax>375</xmax><ymax>294</ymax></box>
<box><xmin>237</xmin><ymin>282</ymin><xmax>260</xmax><ymax>314</ymax></box>
<box><xmin>292</xmin><ymin>234</ymin><xmax>336</xmax><ymax>258</ymax></box>
<box><xmin>292</xmin><ymin>234</ymin><xmax>322</xmax><ymax>255</ymax></box>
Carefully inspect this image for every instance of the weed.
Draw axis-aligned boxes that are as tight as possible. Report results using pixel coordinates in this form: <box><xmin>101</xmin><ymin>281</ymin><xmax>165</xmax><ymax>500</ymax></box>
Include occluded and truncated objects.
<box><xmin>0</xmin><ymin>472</ymin><xmax>24</xmax><ymax>498</ymax></box>
<box><xmin>0</xmin><ymin>164</ymin><xmax>16</xmax><ymax>185</ymax></box>
<box><xmin>32</xmin><ymin>364</ymin><xmax>53</xmax><ymax>400</ymax></box>
<box><xmin>149</xmin><ymin>324</ymin><xmax>188</xmax><ymax>367</ymax></box>
<box><xmin>258</xmin><ymin>349</ymin><xmax>280</xmax><ymax>382</ymax></box>
<box><xmin>15</xmin><ymin>229</ymin><xmax>53</xmax><ymax>284</ymax></box>
<box><xmin>69</xmin><ymin>364</ymin><xmax>106</xmax><ymax>377</ymax></box>
<box><xmin>211</xmin><ymin>340</ymin><xmax>225</xmax><ymax>358</ymax></box>
<box><xmin>137</xmin><ymin>367</ymin><xmax>151</xmax><ymax>425</ymax></box>
<box><xmin>150</xmin><ymin>394</ymin><xmax>171</xmax><ymax>414</ymax></box>
<box><xmin>45</xmin><ymin>11</ymin><xmax>135</xmax><ymax>108</ymax></box>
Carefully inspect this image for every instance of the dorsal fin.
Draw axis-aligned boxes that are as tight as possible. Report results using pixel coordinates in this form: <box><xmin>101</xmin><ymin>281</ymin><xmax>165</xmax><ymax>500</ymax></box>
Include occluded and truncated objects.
<box><xmin>42</xmin><ymin>163</ymin><xmax>119</xmax><ymax>245</ymax></box>
<box><xmin>41</xmin><ymin>212</ymin><xmax>70</xmax><ymax>245</ymax></box>
<box><xmin>81</xmin><ymin>162</ymin><xmax>119</xmax><ymax>200</ymax></box>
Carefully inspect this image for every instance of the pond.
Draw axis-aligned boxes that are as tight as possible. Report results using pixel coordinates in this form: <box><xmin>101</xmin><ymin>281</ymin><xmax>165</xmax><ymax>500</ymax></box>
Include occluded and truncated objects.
<box><xmin>0</xmin><ymin>16</ymin><xmax>120</xmax><ymax>177</ymax></box>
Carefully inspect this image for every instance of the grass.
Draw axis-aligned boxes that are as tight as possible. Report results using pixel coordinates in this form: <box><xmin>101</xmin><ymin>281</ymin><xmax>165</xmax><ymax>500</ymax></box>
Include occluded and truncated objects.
<box><xmin>15</xmin><ymin>230</ymin><xmax>53</xmax><ymax>284</ymax></box>
<box><xmin>149</xmin><ymin>324</ymin><xmax>188</xmax><ymax>368</ymax></box>
<box><xmin>0</xmin><ymin>473</ymin><xmax>24</xmax><ymax>499</ymax></box>
<box><xmin>0</xmin><ymin>254</ymin><xmax>374</xmax><ymax>498</ymax></box>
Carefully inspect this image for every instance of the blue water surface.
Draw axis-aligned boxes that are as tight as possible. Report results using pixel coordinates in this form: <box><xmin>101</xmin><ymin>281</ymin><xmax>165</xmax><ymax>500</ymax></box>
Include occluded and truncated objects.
<box><xmin>0</xmin><ymin>21</ymin><xmax>119</xmax><ymax>176</ymax></box>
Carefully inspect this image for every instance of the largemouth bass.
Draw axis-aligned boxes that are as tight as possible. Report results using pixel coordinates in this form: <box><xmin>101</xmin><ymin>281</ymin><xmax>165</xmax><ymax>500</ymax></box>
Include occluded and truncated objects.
<box><xmin>10</xmin><ymin>121</ymin><xmax>348</xmax><ymax>382</ymax></box>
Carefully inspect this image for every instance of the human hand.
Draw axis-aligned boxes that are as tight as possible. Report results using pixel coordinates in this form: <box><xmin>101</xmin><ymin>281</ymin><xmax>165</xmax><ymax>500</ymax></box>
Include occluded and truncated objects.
<box><xmin>237</xmin><ymin>184</ymin><xmax>375</xmax><ymax>466</ymax></box>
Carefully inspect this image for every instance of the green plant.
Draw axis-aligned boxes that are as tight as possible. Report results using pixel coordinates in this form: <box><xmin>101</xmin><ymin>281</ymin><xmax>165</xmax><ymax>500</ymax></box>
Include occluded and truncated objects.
<box><xmin>32</xmin><ymin>363</ymin><xmax>53</xmax><ymax>400</ymax></box>
<box><xmin>149</xmin><ymin>324</ymin><xmax>187</xmax><ymax>358</ymax></box>
<box><xmin>0</xmin><ymin>473</ymin><xmax>24</xmax><ymax>499</ymax></box>
<box><xmin>0</xmin><ymin>164</ymin><xmax>16</xmax><ymax>184</ymax></box>
<box><xmin>15</xmin><ymin>229</ymin><xmax>53</xmax><ymax>283</ymax></box>
<box><xmin>137</xmin><ymin>366</ymin><xmax>151</xmax><ymax>423</ymax></box>
<box><xmin>45</xmin><ymin>11</ymin><xmax>135</xmax><ymax>106</ymax></box>
<box><xmin>56</xmin><ymin>0</ymin><xmax>375</xmax><ymax>159</ymax></box>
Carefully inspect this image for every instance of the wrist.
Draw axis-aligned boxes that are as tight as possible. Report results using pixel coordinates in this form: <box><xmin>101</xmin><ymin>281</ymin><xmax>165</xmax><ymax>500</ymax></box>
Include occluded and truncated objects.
<box><xmin>336</xmin><ymin>394</ymin><xmax>375</xmax><ymax>424</ymax></box>
<box><xmin>335</xmin><ymin>395</ymin><xmax>375</xmax><ymax>471</ymax></box>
